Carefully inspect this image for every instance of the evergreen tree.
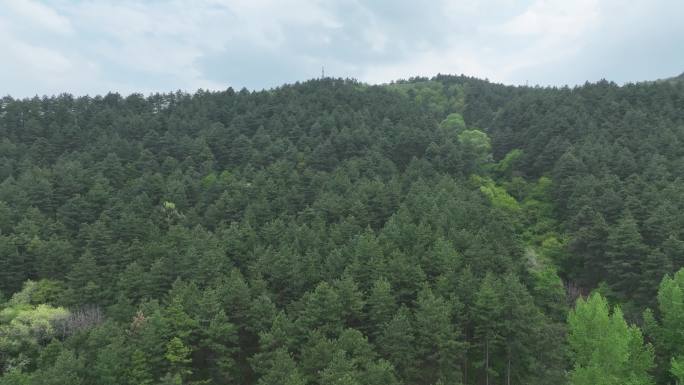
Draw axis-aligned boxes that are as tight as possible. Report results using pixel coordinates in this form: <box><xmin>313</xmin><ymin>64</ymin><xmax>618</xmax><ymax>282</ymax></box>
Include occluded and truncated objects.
<box><xmin>566</xmin><ymin>206</ymin><xmax>609</xmax><ymax>288</ymax></box>
<box><xmin>365</xmin><ymin>277</ymin><xmax>396</xmax><ymax>339</ymax></box>
<box><xmin>164</xmin><ymin>337</ymin><xmax>192</xmax><ymax>382</ymax></box>
<box><xmin>606</xmin><ymin>211</ymin><xmax>650</xmax><ymax>302</ymax></box>
<box><xmin>413</xmin><ymin>286</ymin><xmax>463</xmax><ymax>384</ymax></box>
<box><xmin>378</xmin><ymin>306</ymin><xmax>416</xmax><ymax>382</ymax></box>
<box><xmin>63</xmin><ymin>251</ymin><xmax>101</xmax><ymax>305</ymax></box>
<box><xmin>1</xmin><ymin>74</ymin><xmax>682</xmax><ymax>385</ymax></box>
<box><xmin>0</xmin><ymin>235</ymin><xmax>24</xmax><ymax>295</ymax></box>
<box><xmin>473</xmin><ymin>273</ymin><xmax>503</xmax><ymax>385</ymax></box>
<box><xmin>253</xmin><ymin>348</ymin><xmax>305</xmax><ymax>385</ymax></box>
<box><xmin>127</xmin><ymin>349</ymin><xmax>154</xmax><ymax>385</ymax></box>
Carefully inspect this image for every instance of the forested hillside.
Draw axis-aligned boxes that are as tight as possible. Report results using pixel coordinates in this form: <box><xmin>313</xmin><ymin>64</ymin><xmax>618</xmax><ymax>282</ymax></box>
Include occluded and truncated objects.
<box><xmin>1</xmin><ymin>75</ymin><xmax>684</xmax><ymax>384</ymax></box>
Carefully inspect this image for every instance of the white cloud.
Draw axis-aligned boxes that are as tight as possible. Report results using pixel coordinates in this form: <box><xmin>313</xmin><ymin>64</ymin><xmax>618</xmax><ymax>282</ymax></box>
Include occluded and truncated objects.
<box><xmin>499</xmin><ymin>0</ymin><xmax>599</xmax><ymax>38</ymax></box>
<box><xmin>0</xmin><ymin>0</ymin><xmax>680</xmax><ymax>97</ymax></box>
<box><xmin>360</xmin><ymin>0</ymin><xmax>602</xmax><ymax>85</ymax></box>
<box><xmin>4</xmin><ymin>38</ymin><xmax>72</xmax><ymax>74</ymax></box>
<box><xmin>4</xmin><ymin>0</ymin><xmax>73</xmax><ymax>35</ymax></box>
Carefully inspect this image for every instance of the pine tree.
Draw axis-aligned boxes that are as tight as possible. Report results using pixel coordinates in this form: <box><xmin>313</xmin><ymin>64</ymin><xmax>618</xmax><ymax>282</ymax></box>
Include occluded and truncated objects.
<box><xmin>365</xmin><ymin>359</ymin><xmax>400</xmax><ymax>385</ymax></box>
<box><xmin>92</xmin><ymin>342</ymin><xmax>128</xmax><ymax>385</ymax></box>
<box><xmin>63</xmin><ymin>251</ymin><xmax>101</xmax><ymax>305</ymax></box>
<box><xmin>473</xmin><ymin>273</ymin><xmax>503</xmax><ymax>385</ymax></box>
<box><xmin>201</xmin><ymin>310</ymin><xmax>238</xmax><ymax>383</ymax></box>
<box><xmin>606</xmin><ymin>211</ymin><xmax>649</xmax><ymax>301</ymax></box>
<box><xmin>566</xmin><ymin>206</ymin><xmax>609</xmax><ymax>288</ymax></box>
<box><xmin>333</xmin><ymin>274</ymin><xmax>365</xmax><ymax>329</ymax></box>
<box><xmin>128</xmin><ymin>349</ymin><xmax>154</xmax><ymax>385</ymax></box>
<box><xmin>254</xmin><ymin>348</ymin><xmax>305</xmax><ymax>385</ymax></box>
<box><xmin>297</xmin><ymin>281</ymin><xmax>345</xmax><ymax>338</ymax></box>
<box><xmin>320</xmin><ymin>350</ymin><xmax>360</xmax><ymax>385</ymax></box>
<box><xmin>0</xmin><ymin>235</ymin><xmax>24</xmax><ymax>295</ymax></box>
<box><xmin>164</xmin><ymin>337</ymin><xmax>192</xmax><ymax>382</ymax></box>
<box><xmin>378</xmin><ymin>306</ymin><xmax>416</xmax><ymax>382</ymax></box>
<box><xmin>638</xmin><ymin>249</ymin><xmax>672</xmax><ymax>308</ymax></box>
<box><xmin>414</xmin><ymin>286</ymin><xmax>463</xmax><ymax>384</ymax></box>
<box><xmin>31</xmin><ymin>349</ymin><xmax>85</xmax><ymax>385</ymax></box>
<box><xmin>552</xmin><ymin>150</ymin><xmax>584</xmax><ymax>217</ymax></box>
<box><xmin>500</xmin><ymin>273</ymin><xmax>562</xmax><ymax>385</ymax></box>
<box><xmin>366</xmin><ymin>278</ymin><xmax>397</xmax><ymax>339</ymax></box>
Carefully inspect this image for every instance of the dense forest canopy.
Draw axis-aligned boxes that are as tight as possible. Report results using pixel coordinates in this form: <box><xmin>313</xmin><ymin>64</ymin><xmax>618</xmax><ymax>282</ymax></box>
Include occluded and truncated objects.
<box><xmin>1</xmin><ymin>74</ymin><xmax>684</xmax><ymax>384</ymax></box>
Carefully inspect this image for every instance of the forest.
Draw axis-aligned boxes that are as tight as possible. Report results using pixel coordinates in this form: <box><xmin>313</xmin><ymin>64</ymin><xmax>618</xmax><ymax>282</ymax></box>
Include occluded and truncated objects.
<box><xmin>0</xmin><ymin>74</ymin><xmax>683</xmax><ymax>384</ymax></box>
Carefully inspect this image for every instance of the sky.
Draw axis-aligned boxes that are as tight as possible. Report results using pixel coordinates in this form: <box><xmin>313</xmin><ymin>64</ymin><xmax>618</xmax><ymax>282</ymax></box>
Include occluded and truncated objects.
<box><xmin>1</xmin><ymin>0</ymin><xmax>683</xmax><ymax>98</ymax></box>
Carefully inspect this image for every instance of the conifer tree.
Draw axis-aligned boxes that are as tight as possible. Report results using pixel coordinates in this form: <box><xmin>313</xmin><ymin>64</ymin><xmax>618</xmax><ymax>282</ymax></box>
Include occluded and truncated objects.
<box><xmin>606</xmin><ymin>211</ymin><xmax>650</xmax><ymax>301</ymax></box>
<box><xmin>414</xmin><ymin>286</ymin><xmax>463</xmax><ymax>384</ymax></box>
<box><xmin>366</xmin><ymin>277</ymin><xmax>396</xmax><ymax>339</ymax></box>
<box><xmin>378</xmin><ymin>306</ymin><xmax>416</xmax><ymax>382</ymax></box>
<box><xmin>473</xmin><ymin>273</ymin><xmax>503</xmax><ymax>385</ymax></box>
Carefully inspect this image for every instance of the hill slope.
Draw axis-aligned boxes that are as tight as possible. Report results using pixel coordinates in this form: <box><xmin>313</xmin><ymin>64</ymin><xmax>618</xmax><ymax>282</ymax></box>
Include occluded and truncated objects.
<box><xmin>0</xmin><ymin>75</ymin><xmax>683</xmax><ymax>384</ymax></box>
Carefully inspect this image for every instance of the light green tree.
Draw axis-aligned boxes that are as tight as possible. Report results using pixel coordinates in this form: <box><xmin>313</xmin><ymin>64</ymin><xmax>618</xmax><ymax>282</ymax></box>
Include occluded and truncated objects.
<box><xmin>671</xmin><ymin>356</ymin><xmax>684</xmax><ymax>384</ymax></box>
<box><xmin>568</xmin><ymin>292</ymin><xmax>654</xmax><ymax>385</ymax></box>
<box><xmin>164</xmin><ymin>337</ymin><xmax>192</xmax><ymax>382</ymax></box>
<box><xmin>440</xmin><ymin>113</ymin><xmax>466</xmax><ymax>133</ymax></box>
<box><xmin>0</xmin><ymin>300</ymin><xmax>69</xmax><ymax>370</ymax></box>
<box><xmin>459</xmin><ymin>129</ymin><xmax>493</xmax><ymax>173</ymax></box>
<box><xmin>643</xmin><ymin>268</ymin><xmax>684</xmax><ymax>383</ymax></box>
<box><xmin>128</xmin><ymin>349</ymin><xmax>154</xmax><ymax>385</ymax></box>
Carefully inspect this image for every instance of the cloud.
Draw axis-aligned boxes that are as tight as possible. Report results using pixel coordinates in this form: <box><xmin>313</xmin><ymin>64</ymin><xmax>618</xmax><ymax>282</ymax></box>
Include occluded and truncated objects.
<box><xmin>499</xmin><ymin>0</ymin><xmax>599</xmax><ymax>38</ymax></box>
<box><xmin>357</xmin><ymin>0</ymin><xmax>602</xmax><ymax>85</ymax></box>
<box><xmin>4</xmin><ymin>0</ymin><xmax>73</xmax><ymax>35</ymax></box>
<box><xmin>0</xmin><ymin>0</ymin><xmax>681</xmax><ymax>97</ymax></box>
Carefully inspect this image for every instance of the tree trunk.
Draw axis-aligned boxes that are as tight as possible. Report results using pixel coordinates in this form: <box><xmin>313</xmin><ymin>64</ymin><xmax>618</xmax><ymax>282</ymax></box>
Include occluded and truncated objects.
<box><xmin>507</xmin><ymin>352</ymin><xmax>511</xmax><ymax>385</ymax></box>
<box><xmin>485</xmin><ymin>339</ymin><xmax>489</xmax><ymax>385</ymax></box>
<box><xmin>463</xmin><ymin>331</ymin><xmax>469</xmax><ymax>385</ymax></box>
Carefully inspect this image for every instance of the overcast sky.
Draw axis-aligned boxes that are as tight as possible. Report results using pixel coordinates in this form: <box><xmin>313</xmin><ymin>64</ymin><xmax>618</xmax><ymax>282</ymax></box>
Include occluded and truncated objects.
<box><xmin>1</xmin><ymin>0</ymin><xmax>683</xmax><ymax>98</ymax></box>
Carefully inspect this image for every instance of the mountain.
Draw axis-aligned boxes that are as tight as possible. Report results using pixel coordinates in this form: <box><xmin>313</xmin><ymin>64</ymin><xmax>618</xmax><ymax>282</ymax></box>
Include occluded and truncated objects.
<box><xmin>0</xmin><ymin>74</ymin><xmax>683</xmax><ymax>384</ymax></box>
<box><xmin>655</xmin><ymin>71</ymin><xmax>684</xmax><ymax>84</ymax></box>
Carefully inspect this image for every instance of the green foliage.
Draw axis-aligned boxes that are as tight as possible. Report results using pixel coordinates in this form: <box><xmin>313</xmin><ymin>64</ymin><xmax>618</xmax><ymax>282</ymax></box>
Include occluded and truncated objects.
<box><xmin>459</xmin><ymin>129</ymin><xmax>493</xmax><ymax>173</ymax></box>
<box><xmin>473</xmin><ymin>176</ymin><xmax>521</xmax><ymax>212</ymax></box>
<box><xmin>493</xmin><ymin>148</ymin><xmax>524</xmax><ymax>177</ymax></box>
<box><xmin>439</xmin><ymin>112</ymin><xmax>466</xmax><ymax>133</ymax></box>
<box><xmin>643</xmin><ymin>269</ymin><xmax>684</xmax><ymax>384</ymax></box>
<box><xmin>529</xmin><ymin>260</ymin><xmax>567</xmax><ymax>320</ymax></box>
<box><xmin>0</xmin><ymin>235</ymin><xmax>23</xmax><ymax>295</ymax></box>
<box><xmin>568</xmin><ymin>292</ymin><xmax>654</xmax><ymax>385</ymax></box>
<box><xmin>366</xmin><ymin>278</ymin><xmax>396</xmax><ymax>339</ymax></box>
<box><xmin>127</xmin><ymin>349</ymin><xmax>154</xmax><ymax>385</ymax></box>
<box><xmin>0</xmin><ymin>75</ymin><xmax>681</xmax><ymax>385</ymax></box>
<box><xmin>164</xmin><ymin>337</ymin><xmax>192</xmax><ymax>380</ymax></box>
<box><xmin>0</xmin><ymin>301</ymin><xmax>70</xmax><ymax>371</ymax></box>
<box><xmin>378</xmin><ymin>306</ymin><xmax>416</xmax><ymax>381</ymax></box>
<box><xmin>6</xmin><ymin>280</ymin><xmax>63</xmax><ymax>307</ymax></box>
<box><xmin>254</xmin><ymin>348</ymin><xmax>305</xmax><ymax>385</ymax></box>
<box><xmin>387</xmin><ymin>79</ymin><xmax>463</xmax><ymax>116</ymax></box>
<box><xmin>413</xmin><ymin>286</ymin><xmax>462</xmax><ymax>384</ymax></box>
<box><xmin>670</xmin><ymin>356</ymin><xmax>684</xmax><ymax>384</ymax></box>
<box><xmin>606</xmin><ymin>212</ymin><xmax>649</xmax><ymax>303</ymax></box>
<box><xmin>31</xmin><ymin>349</ymin><xmax>84</xmax><ymax>385</ymax></box>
